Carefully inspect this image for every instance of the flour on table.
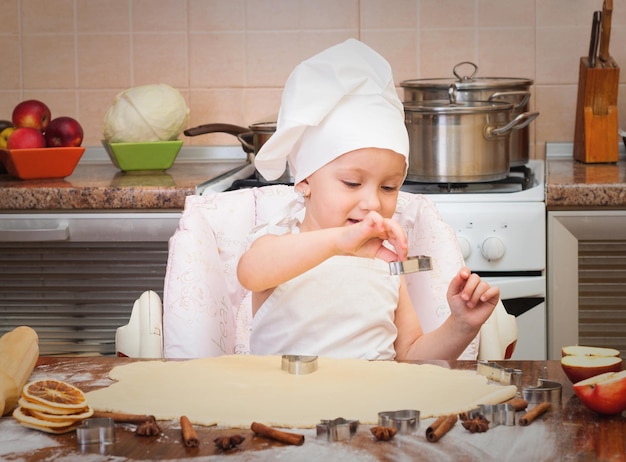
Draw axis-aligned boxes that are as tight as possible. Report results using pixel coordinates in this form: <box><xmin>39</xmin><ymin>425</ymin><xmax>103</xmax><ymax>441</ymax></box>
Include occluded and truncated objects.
<box><xmin>85</xmin><ymin>355</ymin><xmax>516</xmax><ymax>428</ymax></box>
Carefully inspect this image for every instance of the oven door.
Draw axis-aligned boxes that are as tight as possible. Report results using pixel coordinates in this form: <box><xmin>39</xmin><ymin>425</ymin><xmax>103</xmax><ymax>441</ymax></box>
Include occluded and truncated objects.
<box><xmin>0</xmin><ymin>212</ymin><xmax>180</xmax><ymax>356</ymax></box>
<box><xmin>483</xmin><ymin>275</ymin><xmax>546</xmax><ymax>360</ymax></box>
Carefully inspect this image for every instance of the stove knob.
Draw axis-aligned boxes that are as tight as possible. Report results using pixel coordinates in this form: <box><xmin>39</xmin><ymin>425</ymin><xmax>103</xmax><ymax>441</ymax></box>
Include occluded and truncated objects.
<box><xmin>481</xmin><ymin>236</ymin><xmax>505</xmax><ymax>261</ymax></box>
<box><xmin>456</xmin><ymin>236</ymin><xmax>472</xmax><ymax>260</ymax></box>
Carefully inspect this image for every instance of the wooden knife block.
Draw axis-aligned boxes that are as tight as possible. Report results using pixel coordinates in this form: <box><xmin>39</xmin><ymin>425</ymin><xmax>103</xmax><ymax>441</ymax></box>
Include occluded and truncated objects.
<box><xmin>573</xmin><ymin>57</ymin><xmax>620</xmax><ymax>163</ymax></box>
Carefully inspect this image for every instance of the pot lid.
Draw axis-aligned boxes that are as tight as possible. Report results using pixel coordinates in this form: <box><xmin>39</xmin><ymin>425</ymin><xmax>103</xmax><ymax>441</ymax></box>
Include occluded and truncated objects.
<box><xmin>403</xmin><ymin>99</ymin><xmax>513</xmax><ymax>114</ymax></box>
<box><xmin>400</xmin><ymin>62</ymin><xmax>533</xmax><ymax>90</ymax></box>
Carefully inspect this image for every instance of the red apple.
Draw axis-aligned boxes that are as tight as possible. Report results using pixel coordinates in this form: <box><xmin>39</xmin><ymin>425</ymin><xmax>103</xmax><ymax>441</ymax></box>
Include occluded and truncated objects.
<box><xmin>44</xmin><ymin>117</ymin><xmax>84</xmax><ymax>147</ymax></box>
<box><xmin>560</xmin><ymin>345</ymin><xmax>622</xmax><ymax>383</ymax></box>
<box><xmin>561</xmin><ymin>345</ymin><xmax>621</xmax><ymax>357</ymax></box>
<box><xmin>6</xmin><ymin>127</ymin><xmax>46</xmax><ymax>149</ymax></box>
<box><xmin>573</xmin><ymin>370</ymin><xmax>626</xmax><ymax>415</ymax></box>
<box><xmin>12</xmin><ymin>100</ymin><xmax>51</xmax><ymax>131</ymax></box>
<box><xmin>561</xmin><ymin>355</ymin><xmax>623</xmax><ymax>383</ymax></box>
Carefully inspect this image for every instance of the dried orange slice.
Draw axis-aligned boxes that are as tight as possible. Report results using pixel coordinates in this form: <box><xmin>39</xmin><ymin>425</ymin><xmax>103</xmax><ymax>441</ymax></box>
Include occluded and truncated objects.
<box><xmin>12</xmin><ymin>407</ymin><xmax>82</xmax><ymax>434</ymax></box>
<box><xmin>27</xmin><ymin>405</ymin><xmax>93</xmax><ymax>423</ymax></box>
<box><xmin>22</xmin><ymin>379</ymin><xmax>87</xmax><ymax>411</ymax></box>
<box><xmin>17</xmin><ymin>397</ymin><xmax>88</xmax><ymax>416</ymax></box>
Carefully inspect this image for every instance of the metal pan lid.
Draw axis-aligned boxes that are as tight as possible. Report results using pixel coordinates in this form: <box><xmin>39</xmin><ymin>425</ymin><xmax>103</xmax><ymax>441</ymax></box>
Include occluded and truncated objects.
<box><xmin>400</xmin><ymin>62</ymin><xmax>533</xmax><ymax>90</ymax></box>
<box><xmin>403</xmin><ymin>99</ymin><xmax>513</xmax><ymax>114</ymax></box>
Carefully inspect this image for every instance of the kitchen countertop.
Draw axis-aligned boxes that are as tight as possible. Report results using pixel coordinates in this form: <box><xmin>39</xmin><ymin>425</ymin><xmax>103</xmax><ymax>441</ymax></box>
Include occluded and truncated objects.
<box><xmin>0</xmin><ymin>146</ymin><xmax>248</xmax><ymax>211</ymax></box>
<box><xmin>3</xmin><ymin>147</ymin><xmax>626</xmax><ymax>211</ymax></box>
<box><xmin>546</xmin><ymin>158</ymin><xmax>626</xmax><ymax>210</ymax></box>
<box><xmin>1</xmin><ymin>356</ymin><xmax>624</xmax><ymax>461</ymax></box>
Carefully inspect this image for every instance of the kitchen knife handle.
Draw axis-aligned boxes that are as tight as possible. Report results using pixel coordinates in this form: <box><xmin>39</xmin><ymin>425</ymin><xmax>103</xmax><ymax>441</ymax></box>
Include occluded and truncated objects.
<box><xmin>589</xmin><ymin>11</ymin><xmax>601</xmax><ymax>68</ymax></box>
<box><xmin>599</xmin><ymin>0</ymin><xmax>613</xmax><ymax>62</ymax></box>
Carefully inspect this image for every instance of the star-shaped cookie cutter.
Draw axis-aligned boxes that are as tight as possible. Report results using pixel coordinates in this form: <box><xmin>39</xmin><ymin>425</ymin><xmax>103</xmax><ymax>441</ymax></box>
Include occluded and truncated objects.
<box><xmin>316</xmin><ymin>417</ymin><xmax>359</xmax><ymax>441</ymax></box>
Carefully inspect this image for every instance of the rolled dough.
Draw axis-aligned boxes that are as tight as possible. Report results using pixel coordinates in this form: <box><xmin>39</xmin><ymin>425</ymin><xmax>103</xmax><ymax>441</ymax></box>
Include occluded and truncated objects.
<box><xmin>85</xmin><ymin>356</ymin><xmax>516</xmax><ymax>428</ymax></box>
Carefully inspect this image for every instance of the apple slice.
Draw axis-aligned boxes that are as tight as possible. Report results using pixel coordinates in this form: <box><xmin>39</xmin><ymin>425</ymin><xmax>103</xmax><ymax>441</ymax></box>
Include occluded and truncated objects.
<box><xmin>561</xmin><ymin>355</ymin><xmax>623</xmax><ymax>383</ymax></box>
<box><xmin>573</xmin><ymin>370</ymin><xmax>626</xmax><ymax>415</ymax></box>
<box><xmin>561</xmin><ymin>345</ymin><xmax>621</xmax><ymax>358</ymax></box>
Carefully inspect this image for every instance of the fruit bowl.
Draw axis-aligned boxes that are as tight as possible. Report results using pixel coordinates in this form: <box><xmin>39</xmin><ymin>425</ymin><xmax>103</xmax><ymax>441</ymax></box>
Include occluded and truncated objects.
<box><xmin>0</xmin><ymin>147</ymin><xmax>85</xmax><ymax>180</ymax></box>
<box><xmin>102</xmin><ymin>140</ymin><xmax>183</xmax><ymax>172</ymax></box>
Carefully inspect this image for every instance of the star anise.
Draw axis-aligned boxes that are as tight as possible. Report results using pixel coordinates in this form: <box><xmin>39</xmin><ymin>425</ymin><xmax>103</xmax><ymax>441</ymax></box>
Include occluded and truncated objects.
<box><xmin>460</xmin><ymin>414</ymin><xmax>490</xmax><ymax>433</ymax></box>
<box><xmin>370</xmin><ymin>426</ymin><xmax>397</xmax><ymax>441</ymax></box>
<box><xmin>214</xmin><ymin>434</ymin><xmax>245</xmax><ymax>450</ymax></box>
<box><xmin>135</xmin><ymin>419</ymin><xmax>162</xmax><ymax>436</ymax></box>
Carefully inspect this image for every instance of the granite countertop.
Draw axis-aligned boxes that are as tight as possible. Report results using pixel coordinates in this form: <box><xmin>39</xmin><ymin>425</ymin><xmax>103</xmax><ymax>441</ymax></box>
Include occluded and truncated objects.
<box><xmin>3</xmin><ymin>147</ymin><xmax>626</xmax><ymax>211</ymax></box>
<box><xmin>546</xmin><ymin>158</ymin><xmax>626</xmax><ymax>210</ymax></box>
<box><xmin>0</xmin><ymin>155</ymin><xmax>247</xmax><ymax>211</ymax></box>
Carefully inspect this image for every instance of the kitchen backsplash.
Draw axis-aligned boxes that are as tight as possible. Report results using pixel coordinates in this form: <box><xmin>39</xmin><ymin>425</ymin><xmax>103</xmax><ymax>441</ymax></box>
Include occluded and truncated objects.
<box><xmin>1</xmin><ymin>0</ymin><xmax>625</xmax><ymax>158</ymax></box>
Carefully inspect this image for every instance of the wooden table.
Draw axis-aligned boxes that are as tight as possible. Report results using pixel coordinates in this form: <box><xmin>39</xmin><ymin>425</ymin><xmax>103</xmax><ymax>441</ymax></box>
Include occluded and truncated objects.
<box><xmin>1</xmin><ymin>357</ymin><xmax>624</xmax><ymax>461</ymax></box>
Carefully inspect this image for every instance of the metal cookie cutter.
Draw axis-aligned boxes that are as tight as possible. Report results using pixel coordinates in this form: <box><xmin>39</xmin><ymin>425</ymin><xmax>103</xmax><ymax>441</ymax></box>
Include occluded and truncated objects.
<box><xmin>467</xmin><ymin>403</ymin><xmax>516</xmax><ymax>427</ymax></box>
<box><xmin>76</xmin><ymin>418</ymin><xmax>115</xmax><ymax>445</ymax></box>
<box><xmin>281</xmin><ymin>355</ymin><xmax>318</xmax><ymax>375</ymax></box>
<box><xmin>522</xmin><ymin>378</ymin><xmax>562</xmax><ymax>406</ymax></box>
<box><xmin>476</xmin><ymin>360</ymin><xmax>523</xmax><ymax>388</ymax></box>
<box><xmin>316</xmin><ymin>418</ymin><xmax>359</xmax><ymax>441</ymax></box>
<box><xmin>377</xmin><ymin>410</ymin><xmax>420</xmax><ymax>434</ymax></box>
<box><xmin>389</xmin><ymin>256</ymin><xmax>432</xmax><ymax>275</ymax></box>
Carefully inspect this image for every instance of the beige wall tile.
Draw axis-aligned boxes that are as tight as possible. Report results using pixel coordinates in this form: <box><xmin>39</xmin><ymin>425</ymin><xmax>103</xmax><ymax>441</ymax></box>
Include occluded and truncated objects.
<box><xmin>132</xmin><ymin>33</ymin><xmax>188</xmax><ymax>87</ymax></box>
<box><xmin>189</xmin><ymin>32</ymin><xmax>245</xmax><ymax>88</ymax></box>
<box><xmin>0</xmin><ymin>0</ymin><xmax>19</xmax><ymax>34</ymax></box>
<box><xmin>77</xmin><ymin>34</ymin><xmax>131</xmax><ymax>89</ymax></box>
<box><xmin>187</xmin><ymin>89</ymin><xmax>245</xmax><ymax>145</ymax></box>
<box><xmin>535</xmin><ymin>84</ymin><xmax>577</xmax><ymax>144</ymax></box>
<box><xmin>361</xmin><ymin>0</ymin><xmax>417</xmax><ymax>29</ymax></box>
<box><xmin>77</xmin><ymin>0</ymin><xmax>131</xmax><ymax>33</ymax></box>
<box><xmin>300</xmin><ymin>0</ymin><xmax>358</xmax><ymax>30</ymax></box>
<box><xmin>476</xmin><ymin>28</ymin><xmax>535</xmax><ymax>78</ymax></box>
<box><xmin>0</xmin><ymin>92</ymin><xmax>22</xmax><ymax>120</ymax></box>
<box><xmin>245</xmin><ymin>0</ymin><xmax>301</xmax><ymax>31</ymax></box>
<box><xmin>243</xmin><ymin>88</ymin><xmax>282</xmax><ymax>125</ymax></box>
<box><xmin>0</xmin><ymin>36</ymin><xmax>21</xmax><ymax>89</ymax></box>
<box><xmin>360</xmin><ymin>30</ymin><xmax>418</xmax><ymax>83</ymax></box>
<box><xmin>189</xmin><ymin>0</ymin><xmax>245</xmax><ymax>32</ymax></box>
<box><xmin>79</xmin><ymin>90</ymin><xmax>123</xmax><ymax>145</ymax></box>
<box><xmin>21</xmin><ymin>0</ymin><xmax>74</xmax><ymax>34</ymax></box>
<box><xmin>477</xmin><ymin>0</ymin><xmax>534</xmax><ymax>27</ymax></box>
<box><xmin>536</xmin><ymin>26</ymin><xmax>586</xmax><ymax>85</ymax></box>
<box><xmin>22</xmin><ymin>35</ymin><xmax>76</xmax><ymax>89</ymax></box>
<box><xmin>420</xmin><ymin>0</ymin><xmax>475</xmax><ymax>28</ymax></box>
<box><xmin>420</xmin><ymin>29</ymin><xmax>476</xmax><ymax>78</ymax></box>
<box><xmin>245</xmin><ymin>32</ymin><xmax>301</xmax><ymax>87</ymax></box>
<box><xmin>132</xmin><ymin>0</ymin><xmax>187</xmax><ymax>32</ymax></box>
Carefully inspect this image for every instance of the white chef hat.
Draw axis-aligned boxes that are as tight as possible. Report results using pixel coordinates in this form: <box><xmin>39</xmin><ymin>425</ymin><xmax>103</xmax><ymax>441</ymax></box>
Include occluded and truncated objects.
<box><xmin>254</xmin><ymin>39</ymin><xmax>409</xmax><ymax>184</ymax></box>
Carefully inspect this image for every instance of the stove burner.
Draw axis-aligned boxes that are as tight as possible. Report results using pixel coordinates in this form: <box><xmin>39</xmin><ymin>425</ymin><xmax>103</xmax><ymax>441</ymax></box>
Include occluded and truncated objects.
<box><xmin>224</xmin><ymin>165</ymin><xmax>535</xmax><ymax>195</ymax></box>
<box><xmin>401</xmin><ymin>165</ymin><xmax>534</xmax><ymax>195</ymax></box>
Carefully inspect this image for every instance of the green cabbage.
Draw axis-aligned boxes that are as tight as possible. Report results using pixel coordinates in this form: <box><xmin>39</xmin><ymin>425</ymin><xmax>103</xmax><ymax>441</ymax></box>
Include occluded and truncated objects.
<box><xmin>103</xmin><ymin>84</ymin><xmax>189</xmax><ymax>143</ymax></box>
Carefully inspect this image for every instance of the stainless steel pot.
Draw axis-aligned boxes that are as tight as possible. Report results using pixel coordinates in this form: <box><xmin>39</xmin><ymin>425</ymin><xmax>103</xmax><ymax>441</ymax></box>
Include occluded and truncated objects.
<box><xmin>401</xmin><ymin>62</ymin><xmax>536</xmax><ymax>166</ymax></box>
<box><xmin>183</xmin><ymin>121</ymin><xmax>291</xmax><ymax>183</ymax></box>
<box><xmin>404</xmin><ymin>95</ymin><xmax>538</xmax><ymax>183</ymax></box>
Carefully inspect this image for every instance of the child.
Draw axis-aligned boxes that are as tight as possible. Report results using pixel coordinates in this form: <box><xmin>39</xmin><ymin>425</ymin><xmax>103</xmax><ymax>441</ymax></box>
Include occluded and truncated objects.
<box><xmin>237</xmin><ymin>39</ymin><xmax>500</xmax><ymax>361</ymax></box>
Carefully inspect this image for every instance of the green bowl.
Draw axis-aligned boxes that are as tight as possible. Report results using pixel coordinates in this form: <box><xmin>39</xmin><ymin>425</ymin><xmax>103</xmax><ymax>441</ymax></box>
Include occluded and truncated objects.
<box><xmin>102</xmin><ymin>140</ymin><xmax>183</xmax><ymax>172</ymax></box>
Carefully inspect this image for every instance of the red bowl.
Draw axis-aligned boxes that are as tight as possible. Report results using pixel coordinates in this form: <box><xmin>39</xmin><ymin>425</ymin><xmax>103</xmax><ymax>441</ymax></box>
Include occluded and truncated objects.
<box><xmin>0</xmin><ymin>147</ymin><xmax>85</xmax><ymax>180</ymax></box>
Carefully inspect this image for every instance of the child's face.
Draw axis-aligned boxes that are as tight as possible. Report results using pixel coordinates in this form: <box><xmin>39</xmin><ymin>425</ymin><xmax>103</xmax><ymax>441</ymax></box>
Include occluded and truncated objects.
<box><xmin>299</xmin><ymin>148</ymin><xmax>406</xmax><ymax>231</ymax></box>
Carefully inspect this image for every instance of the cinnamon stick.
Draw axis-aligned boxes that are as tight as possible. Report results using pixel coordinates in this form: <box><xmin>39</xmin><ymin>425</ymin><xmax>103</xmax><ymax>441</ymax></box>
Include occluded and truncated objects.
<box><xmin>92</xmin><ymin>411</ymin><xmax>156</xmax><ymax>425</ymax></box>
<box><xmin>426</xmin><ymin>414</ymin><xmax>457</xmax><ymax>442</ymax></box>
<box><xmin>180</xmin><ymin>415</ymin><xmax>199</xmax><ymax>448</ymax></box>
<box><xmin>251</xmin><ymin>422</ymin><xmax>305</xmax><ymax>446</ymax></box>
<box><xmin>504</xmin><ymin>397</ymin><xmax>529</xmax><ymax>412</ymax></box>
<box><xmin>519</xmin><ymin>402</ymin><xmax>551</xmax><ymax>426</ymax></box>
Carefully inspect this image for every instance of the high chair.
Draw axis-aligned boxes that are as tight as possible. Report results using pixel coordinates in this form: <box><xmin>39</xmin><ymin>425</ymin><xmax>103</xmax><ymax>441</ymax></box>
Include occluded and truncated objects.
<box><xmin>117</xmin><ymin>185</ymin><xmax>516</xmax><ymax>360</ymax></box>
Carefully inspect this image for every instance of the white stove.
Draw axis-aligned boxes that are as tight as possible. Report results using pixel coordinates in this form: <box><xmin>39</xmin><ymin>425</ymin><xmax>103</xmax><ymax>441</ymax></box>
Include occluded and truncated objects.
<box><xmin>197</xmin><ymin>157</ymin><xmax>547</xmax><ymax>360</ymax></box>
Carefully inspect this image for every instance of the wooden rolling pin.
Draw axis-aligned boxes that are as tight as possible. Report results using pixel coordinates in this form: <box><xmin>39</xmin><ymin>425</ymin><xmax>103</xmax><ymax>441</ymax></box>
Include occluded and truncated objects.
<box><xmin>0</xmin><ymin>326</ymin><xmax>39</xmax><ymax>415</ymax></box>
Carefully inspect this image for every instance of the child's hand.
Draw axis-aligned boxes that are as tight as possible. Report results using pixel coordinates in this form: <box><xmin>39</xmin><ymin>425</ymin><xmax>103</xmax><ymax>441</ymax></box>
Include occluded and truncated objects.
<box><xmin>337</xmin><ymin>211</ymin><xmax>408</xmax><ymax>262</ymax></box>
<box><xmin>446</xmin><ymin>267</ymin><xmax>500</xmax><ymax>330</ymax></box>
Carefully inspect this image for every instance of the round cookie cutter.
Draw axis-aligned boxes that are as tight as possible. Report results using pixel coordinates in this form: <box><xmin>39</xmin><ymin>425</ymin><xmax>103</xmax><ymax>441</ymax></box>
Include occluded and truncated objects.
<box><xmin>76</xmin><ymin>418</ymin><xmax>115</xmax><ymax>445</ymax></box>
<box><xmin>522</xmin><ymin>378</ymin><xmax>562</xmax><ymax>406</ymax></box>
<box><xmin>377</xmin><ymin>410</ymin><xmax>420</xmax><ymax>434</ymax></box>
<box><xmin>281</xmin><ymin>355</ymin><xmax>318</xmax><ymax>375</ymax></box>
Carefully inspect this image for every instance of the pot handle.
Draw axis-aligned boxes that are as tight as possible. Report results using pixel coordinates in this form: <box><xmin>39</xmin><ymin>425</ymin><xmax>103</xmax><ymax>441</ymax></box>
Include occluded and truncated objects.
<box><xmin>183</xmin><ymin>123</ymin><xmax>249</xmax><ymax>137</ymax></box>
<box><xmin>488</xmin><ymin>111</ymin><xmax>540</xmax><ymax>137</ymax></box>
<box><xmin>453</xmin><ymin>61</ymin><xmax>479</xmax><ymax>81</ymax></box>
<box><xmin>236</xmin><ymin>132</ymin><xmax>255</xmax><ymax>153</ymax></box>
<box><xmin>488</xmin><ymin>91</ymin><xmax>531</xmax><ymax>111</ymax></box>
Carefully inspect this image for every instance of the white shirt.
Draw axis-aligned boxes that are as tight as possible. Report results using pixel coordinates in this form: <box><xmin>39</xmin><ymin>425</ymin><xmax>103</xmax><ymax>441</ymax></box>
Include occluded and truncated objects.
<box><xmin>250</xmin><ymin>255</ymin><xmax>399</xmax><ymax>360</ymax></box>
